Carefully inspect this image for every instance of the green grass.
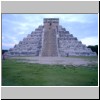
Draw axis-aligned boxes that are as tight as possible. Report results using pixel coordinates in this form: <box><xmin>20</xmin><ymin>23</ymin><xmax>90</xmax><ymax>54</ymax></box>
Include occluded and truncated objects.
<box><xmin>2</xmin><ymin>59</ymin><xmax>98</xmax><ymax>86</ymax></box>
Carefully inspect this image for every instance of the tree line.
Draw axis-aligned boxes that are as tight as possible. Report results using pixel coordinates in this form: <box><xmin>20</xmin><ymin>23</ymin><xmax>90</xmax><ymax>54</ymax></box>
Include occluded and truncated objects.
<box><xmin>2</xmin><ymin>50</ymin><xmax>8</xmax><ymax>54</ymax></box>
<box><xmin>87</xmin><ymin>45</ymin><xmax>98</xmax><ymax>55</ymax></box>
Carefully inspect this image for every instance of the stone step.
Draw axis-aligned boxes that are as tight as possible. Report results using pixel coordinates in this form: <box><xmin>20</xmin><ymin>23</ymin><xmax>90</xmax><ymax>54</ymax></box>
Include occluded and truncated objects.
<box><xmin>41</xmin><ymin>28</ymin><xmax>58</xmax><ymax>56</ymax></box>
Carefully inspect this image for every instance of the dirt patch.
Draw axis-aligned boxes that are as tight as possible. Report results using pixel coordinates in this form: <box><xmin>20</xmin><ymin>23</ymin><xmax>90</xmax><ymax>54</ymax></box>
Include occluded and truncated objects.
<box><xmin>10</xmin><ymin>57</ymin><xmax>98</xmax><ymax>66</ymax></box>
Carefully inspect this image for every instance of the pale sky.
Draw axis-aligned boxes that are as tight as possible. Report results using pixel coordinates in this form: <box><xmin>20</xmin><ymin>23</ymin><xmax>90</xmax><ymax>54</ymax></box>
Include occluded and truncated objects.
<box><xmin>2</xmin><ymin>14</ymin><xmax>98</xmax><ymax>50</ymax></box>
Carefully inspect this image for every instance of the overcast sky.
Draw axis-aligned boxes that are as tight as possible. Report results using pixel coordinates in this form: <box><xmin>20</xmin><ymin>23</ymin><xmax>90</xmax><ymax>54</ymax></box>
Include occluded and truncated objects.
<box><xmin>2</xmin><ymin>14</ymin><xmax>98</xmax><ymax>50</ymax></box>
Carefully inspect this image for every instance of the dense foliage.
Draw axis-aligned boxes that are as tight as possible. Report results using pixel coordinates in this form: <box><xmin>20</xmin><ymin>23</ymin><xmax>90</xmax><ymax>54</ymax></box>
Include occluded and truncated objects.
<box><xmin>87</xmin><ymin>45</ymin><xmax>98</xmax><ymax>55</ymax></box>
<box><xmin>2</xmin><ymin>50</ymin><xmax>8</xmax><ymax>54</ymax></box>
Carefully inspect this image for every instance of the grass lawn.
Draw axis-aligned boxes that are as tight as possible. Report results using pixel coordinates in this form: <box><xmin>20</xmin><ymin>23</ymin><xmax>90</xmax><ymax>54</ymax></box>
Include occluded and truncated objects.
<box><xmin>2</xmin><ymin>59</ymin><xmax>98</xmax><ymax>86</ymax></box>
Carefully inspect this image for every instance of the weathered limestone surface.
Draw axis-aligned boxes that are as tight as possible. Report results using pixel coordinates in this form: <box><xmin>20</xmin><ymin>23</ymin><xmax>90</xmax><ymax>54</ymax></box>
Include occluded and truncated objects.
<box><xmin>41</xmin><ymin>18</ymin><xmax>58</xmax><ymax>56</ymax></box>
<box><xmin>6</xmin><ymin>18</ymin><xmax>97</xmax><ymax>56</ymax></box>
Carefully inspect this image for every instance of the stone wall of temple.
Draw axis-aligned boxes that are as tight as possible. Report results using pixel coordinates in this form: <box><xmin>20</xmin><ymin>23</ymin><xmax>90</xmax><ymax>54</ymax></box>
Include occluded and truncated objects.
<box><xmin>57</xmin><ymin>25</ymin><xmax>96</xmax><ymax>56</ymax></box>
<box><xmin>7</xmin><ymin>25</ymin><xmax>43</xmax><ymax>56</ymax></box>
<box><xmin>41</xmin><ymin>18</ymin><xmax>58</xmax><ymax>56</ymax></box>
<box><xmin>6</xmin><ymin>18</ymin><xmax>97</xmax><ymax>56</ymax></box>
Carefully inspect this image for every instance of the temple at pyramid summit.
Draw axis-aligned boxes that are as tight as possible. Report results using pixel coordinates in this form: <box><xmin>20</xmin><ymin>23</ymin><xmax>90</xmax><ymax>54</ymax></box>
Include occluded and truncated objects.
<box><xmin>6</xmin><ymin>18</ymin><xmax>97</xmax><ymax>56</ymax></box>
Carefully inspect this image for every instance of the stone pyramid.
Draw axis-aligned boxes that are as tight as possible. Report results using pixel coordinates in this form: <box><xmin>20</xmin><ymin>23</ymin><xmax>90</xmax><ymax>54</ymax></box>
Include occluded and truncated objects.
<box><xmin>7</xmin><ymin>18</ymin><xmax>97</xmax><ymax>56</ymax></box>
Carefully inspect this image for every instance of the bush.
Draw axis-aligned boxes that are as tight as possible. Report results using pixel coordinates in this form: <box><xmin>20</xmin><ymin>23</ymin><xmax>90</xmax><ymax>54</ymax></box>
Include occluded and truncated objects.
<box><xmin>87</xmin><ymin>45</ymin><xmax>98</xmax><ymax>55</ymax></box>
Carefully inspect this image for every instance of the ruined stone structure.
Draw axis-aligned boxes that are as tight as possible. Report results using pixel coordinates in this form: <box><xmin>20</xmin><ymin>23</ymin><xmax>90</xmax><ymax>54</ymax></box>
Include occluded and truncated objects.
<box><xmin>6</xmin><ymin>18</ymin><xmax>97</xmax><ymax>56</ymax></box>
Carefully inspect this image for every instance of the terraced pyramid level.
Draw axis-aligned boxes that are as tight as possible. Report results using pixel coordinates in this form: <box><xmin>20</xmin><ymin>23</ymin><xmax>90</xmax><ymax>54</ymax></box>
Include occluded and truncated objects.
<box><xmin>7</xmin><ymin>18</ymin><xmax>97</xmax><ymax>56</ymax></box>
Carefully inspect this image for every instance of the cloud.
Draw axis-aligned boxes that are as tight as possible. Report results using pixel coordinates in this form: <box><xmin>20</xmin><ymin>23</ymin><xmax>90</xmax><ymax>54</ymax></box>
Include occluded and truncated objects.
<box><xmin>81</xmin><ymin>36</ymin><xmax>98</xmax><ymax>46</ymax></box>
<box><xmin>2</xmin><ymin>35</ymin><xmax>19</xmax><ymax>45</ymax></box>
<box><xmin>2</xmin><ymin>14</ymin><xmax>98</xmax><ymax>50</ymax></box>
<box><xmin>42</xmin><ymin>14</ymin><xmax>97</xmax><ymax>24</ymax></box>
<box><xmin>2</xmin><ymin>43</ymin><xmax>15</xmax><ymax>48</ymax></box>
<box><xmin>18</xmin><ymin>31</ymin><xmax>25</xmax><ymax>35</ymax></box>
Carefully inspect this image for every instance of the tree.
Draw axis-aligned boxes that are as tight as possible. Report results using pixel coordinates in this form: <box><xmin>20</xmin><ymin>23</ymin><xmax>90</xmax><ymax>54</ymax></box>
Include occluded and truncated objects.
<box><xmin>87</xmin><ymin>45</ymin><xmax>98</xmax><ymax>55</ymax></box>
<box><xmin>2</xmin><ymin>50</ymin><xmax>8</xmax><ymax>55</ymax></box>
